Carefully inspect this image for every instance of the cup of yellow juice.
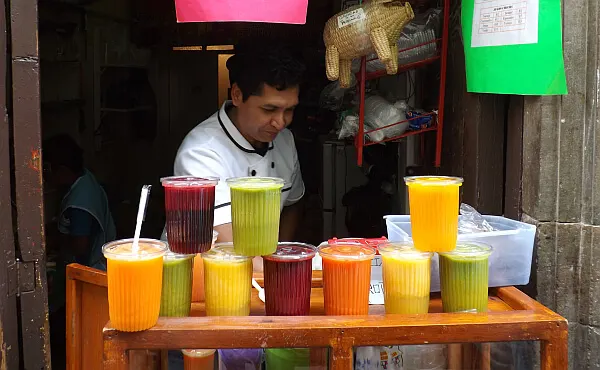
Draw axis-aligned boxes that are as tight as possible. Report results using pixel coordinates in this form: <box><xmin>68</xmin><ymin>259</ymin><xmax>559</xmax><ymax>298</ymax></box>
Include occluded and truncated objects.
<box><xmin>202</xmin><ymin>243</ymin><xmax>253</xmax><ymax>316</ymax></box>
<box><xmin>439</xmin><ymin>242</ymin><xmax>492</xmax><ymax>313</ymax></box>
<box><xmin>378</xmin><ymin>242</ymin><xmax>432</xmax><ymax>314</ymax></box>
<box><xmin>103</xmin><ymin>238</ymin><xmax>167</xmax><ymax>331</ymax></box>
<box><xmin>404</xmin><ymin>176</ymin><xmax>463</xmax><ymax>252</ymax></box>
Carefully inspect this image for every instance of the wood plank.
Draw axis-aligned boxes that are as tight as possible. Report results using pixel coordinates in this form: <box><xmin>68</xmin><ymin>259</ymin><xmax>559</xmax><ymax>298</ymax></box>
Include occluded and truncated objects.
<box><xmin>66</xmin><ymin>277</ymin><xmax>82</xmax><ymax>370</ymax></box>
<box><xmin>505</xmin><ymin>95</ymin><xmax>524</xmax><ymax>220</ymax></box>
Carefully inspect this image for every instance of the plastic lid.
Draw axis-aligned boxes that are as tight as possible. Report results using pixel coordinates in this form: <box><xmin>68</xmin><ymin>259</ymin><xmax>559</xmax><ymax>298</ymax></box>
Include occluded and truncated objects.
<box><xmin>404</xmin><ymin>176</ymin><xmax>463</xmax><ymax>186</ymax></box>
<box><xmin>438</xmin><ymin>242</ymin><xmax>493</xmax><ymax>258</ymax></box>
<box><xmin>378</xmin><ymin>242</ymin><xmax>433</xmax><ymax>260</ymax></box>
<box><xmin>181</xmin><ymin>349</ymin><xmax>216</xmax><ymax>358</ymax></box>
<box><xmin>201</xmin><ymin>243</ymin><xmax>252</xmax><ymax>261</ymax></box>
<box><xmin>161</xmin><ymin>176</ymin><xmax>219</xmax><ymax>187</ymax></box>
<box><xmin>318</xmin><ymin>243</ymin><xmax>376</xmax><ymax>261</ymax></box>
<box><xmin>102</xmin><ymin>239</ymin><xmax>167</xmax><ymax>261</ymax></box>
<box><xmin>226</xmin><ymin>177</ymin><xmax>285</xmax><ymax>189</ymax></box>
<box><xmin>263</xmin><ymin>242</ymin><xmax>317</xmax><ymax>262</ymax></box>
<box><xmin>163</xmin><ymin>250</ymin><xmax>194</xmax><ymax>261</ymax></box>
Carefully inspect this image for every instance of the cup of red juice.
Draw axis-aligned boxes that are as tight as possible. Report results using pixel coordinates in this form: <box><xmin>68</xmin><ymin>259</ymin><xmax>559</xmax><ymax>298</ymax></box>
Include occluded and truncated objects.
<box><xmin>161</xmin><ymin>176</ymin><xmax>218</xmax><ymax>254</ymax></box>
<box><xmin>262</xmin><ymin>242</ymin><xmax>316</xmax><ymax>316</ymax></box>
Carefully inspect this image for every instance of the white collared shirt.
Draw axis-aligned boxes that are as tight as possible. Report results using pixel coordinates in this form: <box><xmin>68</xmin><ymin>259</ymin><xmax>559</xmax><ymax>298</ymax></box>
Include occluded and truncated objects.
<box><xmin>174</xmin><ymin>102</ymin><xmax>305</xmax><ymax>226</ymax></box>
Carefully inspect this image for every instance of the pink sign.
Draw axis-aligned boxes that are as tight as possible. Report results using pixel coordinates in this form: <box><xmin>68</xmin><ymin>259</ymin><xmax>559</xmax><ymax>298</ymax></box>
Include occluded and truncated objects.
<box><xmin>175</xmin><ymin>0</ymin><xmax>309</xmax><ymax>24</ymax></box>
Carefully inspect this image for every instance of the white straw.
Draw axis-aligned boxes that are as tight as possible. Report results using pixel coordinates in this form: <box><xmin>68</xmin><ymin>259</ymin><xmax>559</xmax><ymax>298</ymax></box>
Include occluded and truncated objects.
<box><xmin>132</xmin><ymin>185</ymin><xmax>152</xmax><ymax>253</ymax></box>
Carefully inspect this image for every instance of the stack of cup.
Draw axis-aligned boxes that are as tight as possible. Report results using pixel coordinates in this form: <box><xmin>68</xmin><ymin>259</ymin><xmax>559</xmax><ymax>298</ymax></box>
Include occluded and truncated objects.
<box><xmin>262</xmin><ymin>243</ymin><xmax>317</xmax><ymax>370</ymax></box>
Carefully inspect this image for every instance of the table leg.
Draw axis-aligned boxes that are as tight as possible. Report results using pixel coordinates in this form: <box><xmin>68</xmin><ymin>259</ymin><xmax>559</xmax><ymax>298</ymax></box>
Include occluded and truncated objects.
<box><xmin>329</xmin><ymin>344</ymin><xmax>353</xmax><ymax>370</ymax></box>
<box><xmin>103</xmin><ymin>339</ymin><xmax>128</xmax><ymax>370</ymax></box>
<box><xmin>447</xmin><ymin>343</ymin><xmax>463</xmax><ymax>370</ymax></box>
<box><xmin>478</xmin><ymin>343</ymin><xmax>491</xmax><ymax>370</ymax></box>
<box><xmin>541</xmin><ymin>333</ymin><xmax>568</xmax><ymax>370</ymax></box>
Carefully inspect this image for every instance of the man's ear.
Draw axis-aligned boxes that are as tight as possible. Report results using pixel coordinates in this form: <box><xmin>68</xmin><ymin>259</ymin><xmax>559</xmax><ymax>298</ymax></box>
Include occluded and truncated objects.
<box><xmin>231</xmin><ymin>83</ymin><xmax>243</xmax><ymax>106</ymax></box>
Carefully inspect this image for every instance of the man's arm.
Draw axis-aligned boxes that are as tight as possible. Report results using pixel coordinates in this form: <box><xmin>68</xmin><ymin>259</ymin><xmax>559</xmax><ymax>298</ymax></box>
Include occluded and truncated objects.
<box><xmin>279</xmin><ymin>199</ymin><xmax>304</xmax><ymax>241</ymax></box>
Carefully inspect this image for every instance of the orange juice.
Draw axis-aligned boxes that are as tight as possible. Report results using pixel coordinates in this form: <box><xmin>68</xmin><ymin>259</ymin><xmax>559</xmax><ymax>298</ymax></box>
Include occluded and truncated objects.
<box><xmin>103</xmin><ymin>239</ymin><xmax>167</xmax><ymax>332</ymax></box>
<box><xmin>191</xmin><ymin>231</ymin><xmax>218</xmax><ymax>303</ymax></box>
<box><xmin>378</xmin><ymin>242</ymin><xmax>432</xmax><ymax>314</ymax></box>
<box><xmin>319</xmin><ymin>243</ymin><xmax>376</xmax><ymax>315</ymax></box>
<box><xmin>202</xmin><ymin>243</ymin><xmax>253</xmax><ymax>316</ymax></box>
<box><xmin>405</xmin><ymin>176</ymin><xmax>463</xmax><ymax>252</ymax></box>
<box><xmin>182</xmin><ymin>349</ymin><xmax>215</xmax><ymax>370</ymax></box>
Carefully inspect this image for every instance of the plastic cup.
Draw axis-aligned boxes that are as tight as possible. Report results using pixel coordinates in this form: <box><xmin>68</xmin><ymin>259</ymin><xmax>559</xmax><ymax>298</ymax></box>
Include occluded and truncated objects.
<box><xmin>162</xmin><ymin>176</ymin><xmax>218</xmax><ymax>254</ymax></box>
<box><xmin>265</xmin><ymin>348</ymin><xmax>309</xmax><ymax>370</ymax></box>
<box><xmin>379</xmin><ymin>242</ymin><xmax>433</xmax><ymax>314</ymax></box>
<box><xmin>202</xmin><ymin>243</ymin><xmax>253</xmax><ymax>316</ymax></box>
<box><xmin>263</xmin><ymin>243</ymin><xmax>316</xmax><ymax>316</ymax></box>
<box><xmin>103</xmin><ymin>239</ymin><xmax>167</xmax><ymax>331</ymax></box>
<box><xmin>182</xmin><ymin>349</ymin><xmax>215</xmax><ymax>370</ymax></box>
<box><xmin>439</xmin><ymin>242</ymin><xmax>492</xmax><ymax>313</ymax></box>
<box><xmin>404</xmin><ymin>176</ymin><xmax>463</xmax><ymax>252</ymax></box>
<box><xmin>319</xmin><ymin>243</ymin><xmax>376</xmax><ymax>315</ymax></box>
<box><xmin>191</xmin><ymin>230</ymin><xmax>218</xmax><ymax>303</ymax></box>
<box><xmin>226</xmin><ymin>177</ymin><xmax>284</xmax><ymax>256</ymax></box>
<box><xmin>160</xmin><ymin>252</ymin><xmax>194</xmax><ymax>317</ymax></box>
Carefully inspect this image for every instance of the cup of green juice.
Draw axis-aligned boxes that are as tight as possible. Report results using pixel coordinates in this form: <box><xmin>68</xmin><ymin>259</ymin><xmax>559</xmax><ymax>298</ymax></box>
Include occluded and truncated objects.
<box><xmin>159</xmin><ymin>251</ymin><xmax>194</xmax><ymax>317</ymax></box>
<box><xmin>265</xmin><ymin>348</ymin><xmax>309</xmax><ymax>370</ymax></box>
<box><xmin>439</xmin><ymin>242</ymin><xmax>493</xmax><ymax>313</ymax></box>
<box><xmin>226</xmin><ymin>177</ymin><xmax>284</xmax><ymax>256</ymax></box>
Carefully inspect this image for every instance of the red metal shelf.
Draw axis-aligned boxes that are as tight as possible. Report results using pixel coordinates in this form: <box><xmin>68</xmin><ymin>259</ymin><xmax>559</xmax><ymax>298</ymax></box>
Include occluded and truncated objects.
<box><xmin>359</xmin><ymin>112</ymin><xmax>437</xmax><ymax>147</ymax></box>
<box><xmin>363</xmin><ymin>55</ymin><xmax>440</xmax><ymax>81</ymax></box>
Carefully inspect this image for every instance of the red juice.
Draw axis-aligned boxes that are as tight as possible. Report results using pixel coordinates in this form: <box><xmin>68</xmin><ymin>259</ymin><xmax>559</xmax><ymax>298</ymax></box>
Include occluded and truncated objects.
<box><xmin>161</xmin><ymin>177</ymin><xmax>218</xmax><ymax>254</ymax></box>
<box><xmin>262</xmin><ymin>243</ymin><xmax>316</xmax><ymax>316</ymax></box>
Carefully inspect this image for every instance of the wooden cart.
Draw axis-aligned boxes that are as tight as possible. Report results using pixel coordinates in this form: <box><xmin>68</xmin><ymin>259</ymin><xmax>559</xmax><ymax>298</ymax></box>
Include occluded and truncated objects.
<box><xmin>67</xmin><ymin>264</ymin><xmax>567</xmax><ymax>370</ymax></box>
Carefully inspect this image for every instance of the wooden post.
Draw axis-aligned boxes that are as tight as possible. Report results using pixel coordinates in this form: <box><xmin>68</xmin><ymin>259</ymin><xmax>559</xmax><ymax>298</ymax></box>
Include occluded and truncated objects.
<box><xmin>540</xmin><ymin>329</ymin><xmax>569</xmax><ymax>370</ymax></box>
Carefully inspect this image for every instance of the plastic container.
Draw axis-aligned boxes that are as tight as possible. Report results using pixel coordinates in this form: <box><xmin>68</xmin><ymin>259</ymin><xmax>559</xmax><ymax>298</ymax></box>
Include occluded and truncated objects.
<box><xmin>191</xmin><ymin>230</ymin><xmax>219</xmax><ymax>303</ymax></box>
<box><xmin>263</xmin><ymin>243</ymin><xmax>316</xmax><ymax>316</ymax></box>
<box><xmin>202</xmin><ymin>243</ymin><xmax>253</xmax><ymax>316</ymax></box>
<box><xmin>439</xmin><ymin>242</ymin><xmax>492</xmax><ymax>313</ymax></box>
<box><xmin>103</xmin><ymin>239</ymin><xmax>167</xmax><ymax>332</ymax></box>
<box><xmin>227</xmin><ymin>177</ymin><xmax>284</xmax><ymax>256</ymax></box>
<box><xmin>265</xmin><ymin>348</ymin><xmax>309</xmax><ymax>370</ymax></box>
<box><xmin>319</xmin><ymin>243</ymin><xmax>376</xmax><ymax>315</ymax></box>
<box><xmin>160</xmin><ymin>252</ymin><xmax>194</xmax><ymax>317</ymax></box>
<box><xmin>404</xmin><ymin>176</ymin><xmax>463</xmax><ymax>252</ymax></box>
<box><xmin>162</xmin><ymin>176</ymin><xmax>218</xmax><ymax>254</ymax></box>
<box><xmin>384</xmin><ymin>215</ymin><xmax>536</xmax><ymax>291</ymax></box>
<box><xmin>378</xmin><ymin>242</ymin><xmax>432</xmax><ymax>314</ymax></box>
<box><xmin>182</xmin><ymin>349</ymin><xmax>215</xmax><ymax>370</ymax></box>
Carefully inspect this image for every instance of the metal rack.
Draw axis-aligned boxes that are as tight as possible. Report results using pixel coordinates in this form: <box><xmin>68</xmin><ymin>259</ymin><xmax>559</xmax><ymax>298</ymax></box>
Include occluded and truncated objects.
<box><xmin>355</xmin><ymin>0</ymin><xmax>449</xmax><ymax>167</ymax></box>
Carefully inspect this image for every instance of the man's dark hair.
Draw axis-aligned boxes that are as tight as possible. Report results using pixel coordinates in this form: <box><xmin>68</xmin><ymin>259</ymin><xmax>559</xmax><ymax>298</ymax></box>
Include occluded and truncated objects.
<box><xmin>226</xmin><ymin>42</ymin><xmax>306</xmax><ymax>101</ymax></box>
<box><xmin>43</xmin><ymin>134</ymin><xmax>84</xmax><ymax>174</ymax></box>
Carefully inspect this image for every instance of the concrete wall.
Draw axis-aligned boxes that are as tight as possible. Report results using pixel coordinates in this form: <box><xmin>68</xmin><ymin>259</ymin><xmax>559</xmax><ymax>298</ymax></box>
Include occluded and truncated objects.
<box><xmin>522</xmin><ymin>1</ymin><xmax>600</xmax><ymax>368</ymax></box>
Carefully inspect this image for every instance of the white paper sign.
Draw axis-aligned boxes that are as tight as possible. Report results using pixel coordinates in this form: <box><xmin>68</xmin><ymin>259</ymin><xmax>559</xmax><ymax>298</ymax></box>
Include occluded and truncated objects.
<box><xmin>369</xmin><ymin>255</ymin><xmax>384</xmax><ymax>304</ymax></box>
<box><xmin>337</xmin><ymin>8</ymin><xmax>366</xmax><ymax>28</ymax></box>
<box><xmin>471</xmin><ymin>0</ymin><xmax>539</xmax><ymax>48</ymax></box>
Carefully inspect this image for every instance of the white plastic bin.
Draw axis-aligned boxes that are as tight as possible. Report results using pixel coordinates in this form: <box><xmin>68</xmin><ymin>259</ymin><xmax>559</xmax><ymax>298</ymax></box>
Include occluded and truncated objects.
<box><xmin>384</xmin><ymin>215</ymin><xmax>536</xmax><ymax>291</ymax></box>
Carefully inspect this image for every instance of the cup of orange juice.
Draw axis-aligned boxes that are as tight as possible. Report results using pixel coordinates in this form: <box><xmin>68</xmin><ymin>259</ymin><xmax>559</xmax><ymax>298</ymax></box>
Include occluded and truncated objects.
<box><xmin>319</xmin><ymin>243</ymin><xmax>376</xmax><ymax>315</ymax></box>
<box><xmin>202</xmin><ymin>243</ymin><xmax>253</xmax><ymax>316</ymax></box>
<box><xmin>191</xmin><ymin>230</ymin><xmax>218</xmax><ymax>303</ymax></box>
<box><xmin>103</xmin><ymin>238</ymin><xmax>167</xmax><ymax>332</ymax></box>
<box><xmin>404</xmin><ymin>176</ymin><xmax>463</xmax><ymax>252</ymax></box>
<box><xmin>378</xmin><ymin>241</ymin><xmax>432</xmax><ymax>314</ymax></box>
<box><xmin>182</xmin><ymin>349</ymin><xmax>215</xmax><ymax>370</ymax></box>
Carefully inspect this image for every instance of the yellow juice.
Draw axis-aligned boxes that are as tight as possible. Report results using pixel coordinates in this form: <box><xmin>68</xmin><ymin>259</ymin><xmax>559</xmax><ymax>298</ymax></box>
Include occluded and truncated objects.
<box><xmin>379</xmin><ymin>242</ymin><xmax>432</xmax><ymax>314</ymax></box>
<box><xmin>103</xmin><ymin>239</ymin><xmax>167</xmax><ymax>332</ymax></box>
<box><xmin>405</xmin><ymin>176</ymin><xmax>463</xmax><ymax>252</ymax></box>
<box><xmin>202</xmin><ymin>243</ymin><xmax>253</xmax><ymax>316</ymax></box>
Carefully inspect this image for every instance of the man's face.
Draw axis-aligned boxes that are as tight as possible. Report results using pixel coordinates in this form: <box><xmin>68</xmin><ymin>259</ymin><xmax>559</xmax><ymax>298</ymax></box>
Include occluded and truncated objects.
<box><xmin>231</xmin><ymin>83</ymin><xmax>299</xmax><ymax>145</ymax></box>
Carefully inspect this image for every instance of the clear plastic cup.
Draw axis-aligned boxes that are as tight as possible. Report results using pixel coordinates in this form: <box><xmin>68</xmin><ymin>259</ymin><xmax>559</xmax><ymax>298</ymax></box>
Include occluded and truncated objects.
<box><xmin>265</xmin><ymin>348</ymin><xmax>309</xmax><ymax>370</ymax></box>
<box><xmin>404</xmin><ymin>176</ymin><xmax>463</xmax><ymax>252</ymax></box>
<box><xmin>202</xmin><ymin>243</ymin><xmax>253</xmax><ymax>316</ymax></box>
<box><xmin>319</xmin><ymin>243</ymin><xmax>376</xmax><ymax>315</ymax></box>
<box><xmin>263</xmin><ymin>243</ymin><xmax>316</xmax><ymax>316</ymax></box>
<box><xmin>379</xmin><ymin>242</ymin><xmax>433</xmax><ymax>314</ymax></box>
<box><xmin>182</xmin><ymin>349</ymin><xmax>215</xmax><ymax>370</ymax></box>
<box><xmin>191</xmin><ymin>230</ymin><xmax>218</xmax><ymax>303</ymax></box>
<box><xmin>160</xmin><ymin>251</ymin><xmax>194</xmax><ymax>317</ymax></box>
<box><xmin>161</xmin><ymin>176</ymin><xmax>219</xmax><ymax>254</ymax></box>
<box><xmin>226</xmin><ymin>177</ymin><xmax>284</xmax><ymax>256</ymax></box>
<box><xmin>103</xmin><ymin>238</ymin><xmax>167</xmax><ymax>331</ymax></box>
<box><xmin>439</xmin><ymin>242</ymin><xmax>493</xmax><ymax>313</ymax></box>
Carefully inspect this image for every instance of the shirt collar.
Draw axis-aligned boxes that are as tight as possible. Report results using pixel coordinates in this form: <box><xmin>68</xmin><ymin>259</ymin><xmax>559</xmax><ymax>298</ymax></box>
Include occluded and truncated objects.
<box><xmin>217</xmin><ymin>101</ymin><xmax>274</xmax><ymax>157</ymax></box>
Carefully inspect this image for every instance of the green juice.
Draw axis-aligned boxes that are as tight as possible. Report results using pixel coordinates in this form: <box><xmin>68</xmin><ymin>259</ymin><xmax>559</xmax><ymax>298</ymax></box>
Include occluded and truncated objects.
<box><xmin>265</xmin><ymin>348</ymin><xmax>309</xmax><ymax>370</ymax></box>
<box><xmin>159</xmin><ymin>253</ymin><xmax>194</xmax><ymax>317</ymax></box>
<box><xmin>439</xmin><ymin>243</ymin><xmax>492</xmax><ymax>313</ymax></box>
<box><xmin>227</xmin><ymin>177</ymin><xmax>284</xmax><ymax>256</ymax></box>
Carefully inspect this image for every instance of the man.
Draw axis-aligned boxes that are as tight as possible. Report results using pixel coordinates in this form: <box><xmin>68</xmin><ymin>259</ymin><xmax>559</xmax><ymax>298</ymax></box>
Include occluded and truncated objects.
<box><xmin>173</xmin><ymin>44</ymin><xmax>306</xmax><ymax>271</ymax></box>
<box><xmin>43</xmin><ymin>134</ymin><xmax>116</xmax><ymax>369</ymax></box>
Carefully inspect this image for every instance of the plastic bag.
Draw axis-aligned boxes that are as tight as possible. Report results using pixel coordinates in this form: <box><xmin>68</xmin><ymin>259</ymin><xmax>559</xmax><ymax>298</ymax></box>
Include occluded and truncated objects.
<box><xmin>364</xmin><ymin>96</ymin><xmax>409</xmax><ymax>142</ymax></box>
<box><xmin>337</xmin><ymin>113</ymin><xmax>359</xmax><ymax>140</ymax></box>
<box><xmin>320</xmin><ymin>79</ymin><xmax>356</xmax><ymax>111</ymax></box>
<box><xmin>355</xmin><ymin>345</ymin><xmax>446</xmax><ymax>370</ymax></box>
<box><xmin>458</xmin><ymin>203</ymin><xmax>496</xmax><ymax>234</ymax></box>
<box><xmin>218</xmin><ymin>349</ymin><xmax>263</xmax><ymax>370</ymax></box>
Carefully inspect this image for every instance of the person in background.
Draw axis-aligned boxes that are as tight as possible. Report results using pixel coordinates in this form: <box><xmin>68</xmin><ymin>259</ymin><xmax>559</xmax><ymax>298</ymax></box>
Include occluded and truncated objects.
<box><xmin>43</xmin><ymin>134</ymin><xmax>116</xmax><ymax>370</ymax></box>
